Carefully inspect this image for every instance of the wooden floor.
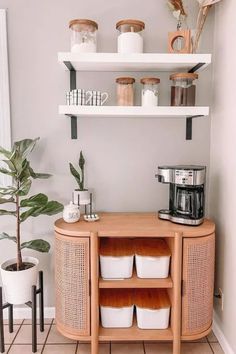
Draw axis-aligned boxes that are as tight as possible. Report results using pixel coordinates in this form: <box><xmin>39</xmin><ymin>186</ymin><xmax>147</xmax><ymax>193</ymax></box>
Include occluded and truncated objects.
<box><xmin>2</xmin><ymin>318</ymin><xmax>224</xmax><ymax>353</ymax></box>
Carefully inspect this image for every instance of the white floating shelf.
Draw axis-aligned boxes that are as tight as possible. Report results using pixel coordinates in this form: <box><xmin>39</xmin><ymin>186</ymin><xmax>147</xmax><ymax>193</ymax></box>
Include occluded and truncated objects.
<box><xmin>59</xmin><ymin>105</ymin><xmax>209</xmax><ymax>118</ymax></box>
<box><xmin>58</xmin><ymin>52</ymin><xmax>211</xmax><ymax>72</ymax></box>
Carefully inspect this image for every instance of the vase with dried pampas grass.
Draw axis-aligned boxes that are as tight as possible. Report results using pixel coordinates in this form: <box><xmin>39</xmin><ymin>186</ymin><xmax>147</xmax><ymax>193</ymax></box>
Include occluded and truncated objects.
<box><xmin>192</xmin><ymin>0</ymin><xmax>222</xmax><ymax>53</ymax></box>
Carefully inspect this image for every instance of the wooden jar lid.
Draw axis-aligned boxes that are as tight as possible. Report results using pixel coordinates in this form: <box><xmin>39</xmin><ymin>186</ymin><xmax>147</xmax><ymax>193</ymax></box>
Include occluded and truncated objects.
<box><xmin>140</xmin><ymin>77</ymin><xmax>160</xmax><ymax>85</ymax></box>
<box><xmin>69</xmin><ymin>19</ymin><xmax>98</xmax><ymax>30</ymax></box>
<box><xmin>100</xmin><ymin>238</ymin><xmax>134</xmax><ymax>256</ymax></box>
<box><xmin>135</xmin><ymin>289</ymin><xmax>170</xmax><ymax>309</ymax></box>
<box><xmin>116</xmin><ymin>77</ymin><xmax>135</xmax><ymax>85</ymax></box>
<box><xmin>134</xmin><ymin>238</ymin><xmax>171</xmax><ymax>257</ymax></box>
<box><xmin>170</xmin><ymin>73</ymin><xmax>198</xmax><ymax>81</ymax></box>
<box><xmin>100</xmin><ymin>289</ymin><xmax>134</xmax><ymax>308</ymax></box>
<box><xmin>116</xmin><ymin>19</ymin><xmax>145</xmax><ymax>31</ymax></box>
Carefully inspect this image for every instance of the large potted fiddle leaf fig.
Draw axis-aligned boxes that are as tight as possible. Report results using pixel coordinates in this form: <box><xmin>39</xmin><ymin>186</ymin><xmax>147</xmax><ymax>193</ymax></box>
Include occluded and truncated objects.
<box><xmin>0</xmin><ymin>138</ymin><xmax>63</xmax><ymax>305</ymax></box>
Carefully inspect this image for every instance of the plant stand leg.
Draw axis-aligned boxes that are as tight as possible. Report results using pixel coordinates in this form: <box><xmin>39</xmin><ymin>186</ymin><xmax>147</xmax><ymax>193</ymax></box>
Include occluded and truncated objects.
<box><xmin>32</xmin><ymin>286</ymin><xmax>37</xmax><ymax>353</ymax></box>
<box><xmin>38</xmin><ymin>271</ymin><xmax>44</xmax><ymax>332</ymax></box>
<box><xmin>0</xmin><ymin>288</ymin><xmax>5</xmax><ymax>354</ymax></box>
<box><xmin>8</xmin><ymin>305</ymin><xmax>13</xmax><ymax>333</ymax></box>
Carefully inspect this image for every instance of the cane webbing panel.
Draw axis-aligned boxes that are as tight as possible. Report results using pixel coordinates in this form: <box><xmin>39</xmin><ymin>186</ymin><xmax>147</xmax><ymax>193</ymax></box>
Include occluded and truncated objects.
<box><xmin>182</xmin><ymin>234</ymin><xmax>215</xmax><ymax>336</ymax></box>
<box><xmin>55</xmin><ymin>234</ymin><xmax>90</xmax><ymax>336</ymax></box>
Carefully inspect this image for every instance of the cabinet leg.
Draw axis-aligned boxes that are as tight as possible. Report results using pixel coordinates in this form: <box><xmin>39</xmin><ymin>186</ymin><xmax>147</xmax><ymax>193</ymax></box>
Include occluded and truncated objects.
<box><xmin>173</xmin><ymin>339</ymin><xmax>181</xmax><ymax>354</ymax></box>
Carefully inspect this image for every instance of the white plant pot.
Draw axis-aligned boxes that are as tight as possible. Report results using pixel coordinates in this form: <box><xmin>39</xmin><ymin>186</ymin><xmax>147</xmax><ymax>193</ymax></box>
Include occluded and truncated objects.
<box><xmin>73</xmin><ymin>190</ymin><xmax>90</xmax><ymax>206</ymax></box>
<box><xmin>100</xmin><ymin>255</ymin><xmax>134</xmax><ymax>279</ymax></box>
<box><xmin>0</xmin><ymin>257</ymin><xmax>39</xmax><ymax>305</ymax></box>
<box><xmin>100</xmin><ymin>305</ymin><xmax>134</xmax><ymax>328</ymax></box>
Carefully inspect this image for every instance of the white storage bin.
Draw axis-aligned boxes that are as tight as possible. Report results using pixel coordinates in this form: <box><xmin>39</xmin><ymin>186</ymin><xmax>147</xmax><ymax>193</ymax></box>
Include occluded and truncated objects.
<box><xmin>100</xmin><ymin>238</ymin><xmax>134</xmax><ymax>279</ymax></box>
<box><xmin>135</xmin><ymin>289</ymin><xmax>171</xmax><ymax>330</ymax></box>
<box><xmin>135</xmin><ymin>238</ymin><xmax>171</xmax><ymax>279</ymax></box>
<box><xmin>100</xmin><ymin>289</ymin><xmax>134</xmax><ymax>328</ymax></box>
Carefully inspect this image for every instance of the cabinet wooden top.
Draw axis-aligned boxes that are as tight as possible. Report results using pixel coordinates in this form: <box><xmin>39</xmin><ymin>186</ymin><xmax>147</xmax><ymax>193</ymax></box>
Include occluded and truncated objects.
<box><xmin>55</xmin><ymin>213</ymin><xmax>215</xmax><ymax>238</ymax></box>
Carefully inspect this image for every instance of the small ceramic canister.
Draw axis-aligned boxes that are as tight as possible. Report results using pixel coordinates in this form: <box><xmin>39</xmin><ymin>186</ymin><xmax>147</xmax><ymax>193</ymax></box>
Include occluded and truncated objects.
<box><xmin>63</xmin><ymin>201</ymin><xmax>80</xmax><ymax>223</ymax></box>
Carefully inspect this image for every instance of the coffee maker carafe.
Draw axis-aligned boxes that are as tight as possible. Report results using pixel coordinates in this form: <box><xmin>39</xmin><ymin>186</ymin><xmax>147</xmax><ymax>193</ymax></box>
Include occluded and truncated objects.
<box><xmin>156</xmin><ymin>165</ymin><xmax>206</xmax><ymax>226</ymax></box>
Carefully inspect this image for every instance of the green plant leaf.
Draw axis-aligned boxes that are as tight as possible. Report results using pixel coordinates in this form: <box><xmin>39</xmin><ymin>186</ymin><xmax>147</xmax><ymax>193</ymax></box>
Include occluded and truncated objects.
<box><xmin>0</xmin><ymin>146</ymin><xmax>12</xmax><ymax>159</ymax></box>
<box><xmin>0</xmin><ymin>209</ymin><xmax>16</xmax><ymax>216</ymax></box>
<box><xmin>29</xmin><ymin>167</ymin><xmax>51</xmax><ymax>179</ymax></box>
<box><xmin>79</xmin><ymin>151</ymin><xmax>85</xmax><ymax>170</ymax></box>
<box><xmin>0</xmin><ymin>232</ymin><xmax>17</xmax><ymax>243</ymax></box>
<box><xmin>0</xmin><ymin>197</ymin><xmax>15</xmax><ymax>204</ymax></box>
<box><xmin>13</xmin><ymin>138</ymin><xmax>40</xmax><ymax>160</ymax></box>
<box><xmin>21</xmin><ymin>239</ymin><xmax>50</xmax><ymax>253</ymax></box>
<box><xmin>69</xmin><ymin>163</ymin><xmax>81</xmax><ymax>186</ymax></box>
<box><xmin>20</xmin><ymin>200</ymin><xmax>63</xmax><ymax>222</ymax></box>
<box><xmin>2</xmin><ymin>159</ymin><xmax>16</xmax><ymax>172</ymax></box>
<box><xmin>0</xmin><ymin>167</ymin><xmax>14</xmax><ymax>176</ymax></box>
<box><xmin>0</xmin><ymin>187</ymin><xmax>17</xmax><ymax>196</ymax></box>
<box><xmin>16</xmin><ymin>179</ymin><xmax>32</xmax><ymax>196</ymax></box>
<box><xmin>20</xmin><ymin>193</ymin><xmax>48</xmax><ymax>208</ymax></box>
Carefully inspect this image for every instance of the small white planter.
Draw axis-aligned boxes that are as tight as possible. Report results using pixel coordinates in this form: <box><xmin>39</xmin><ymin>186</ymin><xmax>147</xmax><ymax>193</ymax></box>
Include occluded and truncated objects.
<box><xmin>100</xmin><ymin>305</ymin><xmax>134</xmax><ymax>328</ymax></box>
<box><xmin>136</xmin><ymin>306</ymin><xmax>170</xmax><ymax>329</ymax></box>
<box><xmin>73</xmin><ymin>190</ymin><xmax>90</xmax><ymax>206</ymax></box>
<box><xmin>0</xmin><ymin>257</ymin><xmax>39</xmax><ymax>305</ymax></box>
<box><xmin>135</xmin><ymin>255</ymin><xmax>170</xmax><ymax>279</ymax></box>
<box><xmin>100</xmin><ymin>255</ymin><xmax>134</xmax><ymax>279</ymax></box>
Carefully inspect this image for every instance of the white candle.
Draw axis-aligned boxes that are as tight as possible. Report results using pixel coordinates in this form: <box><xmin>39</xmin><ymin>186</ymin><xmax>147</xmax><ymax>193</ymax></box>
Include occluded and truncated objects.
<box><xmin>142</xmin><ymin>89</ymin><xmax>158</xmax><ymax>106</ymax></box>
<box><xmin>117</xmin><ymin>32</ymin><xmax>143</xmax><ymax>53</ymax></box>
<box><xmin>71</xmin><ymin>41</ymin><xmax>96</xmax><ymax>53</ymax></box>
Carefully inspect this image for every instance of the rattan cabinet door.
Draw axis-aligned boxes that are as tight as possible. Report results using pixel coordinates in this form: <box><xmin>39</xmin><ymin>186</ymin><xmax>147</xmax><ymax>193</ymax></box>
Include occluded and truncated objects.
<box><xmin>182</xmin><ymin>233</ymin><xmax>215</xmax><ymax>336</ymax></box>
<box><xmin>55</xmin><ymin>233</ymin><xmax>90</xmax><ymax>337</ymax></box>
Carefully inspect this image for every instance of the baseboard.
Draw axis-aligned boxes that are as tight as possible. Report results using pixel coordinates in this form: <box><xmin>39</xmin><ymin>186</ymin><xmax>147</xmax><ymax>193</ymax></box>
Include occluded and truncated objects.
<box><xmin>213</xmin><ymin>311</ymin><xmax>234</xmax><ymax>354</ymax></box>
<box><xmin>3</xmin><ymin>307</ymin><xmax>55</xmax><ymax>320</ymax></box>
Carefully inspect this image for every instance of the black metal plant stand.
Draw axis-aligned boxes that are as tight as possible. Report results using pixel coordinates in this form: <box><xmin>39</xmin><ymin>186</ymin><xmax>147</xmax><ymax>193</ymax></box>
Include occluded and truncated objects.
<box><xmin>0</xmin><ymin>271</ymin><xmax>44</xmax><ymax>353</ymax></box>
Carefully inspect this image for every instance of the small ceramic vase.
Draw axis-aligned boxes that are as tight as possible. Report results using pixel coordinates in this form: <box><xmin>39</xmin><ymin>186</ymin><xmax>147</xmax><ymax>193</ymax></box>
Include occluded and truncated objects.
<box><xmin>63</xmin><ymin>202</ymin><xmax>80</xmax><ymax>223</ymax></box>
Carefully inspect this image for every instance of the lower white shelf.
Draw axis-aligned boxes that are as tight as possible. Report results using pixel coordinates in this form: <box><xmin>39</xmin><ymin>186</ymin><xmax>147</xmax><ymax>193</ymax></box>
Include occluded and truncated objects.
<box><xmin>59</xmin><ymin>105</ymin><xmax>209</xmax><ymax>118</ymax></box>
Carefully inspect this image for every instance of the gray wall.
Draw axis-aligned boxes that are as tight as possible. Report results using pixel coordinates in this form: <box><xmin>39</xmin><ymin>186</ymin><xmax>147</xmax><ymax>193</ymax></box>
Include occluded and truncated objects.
<box><xmin>0</xmin><ymin>0</ymin><xmax>214</xmax><ymax>306</ymax></box>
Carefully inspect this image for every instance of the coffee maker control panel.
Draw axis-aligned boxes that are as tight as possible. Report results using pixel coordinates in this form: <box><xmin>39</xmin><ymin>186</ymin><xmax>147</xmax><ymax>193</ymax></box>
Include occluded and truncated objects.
<box><xmin>175</xmin><ymin>169</ymin><xmax>193</xmax><ymax>185</ymax></box>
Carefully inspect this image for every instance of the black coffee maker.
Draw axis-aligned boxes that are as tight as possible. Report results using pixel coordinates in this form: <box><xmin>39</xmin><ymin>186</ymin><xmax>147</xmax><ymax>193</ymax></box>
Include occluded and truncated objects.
<box><xmin>156</xmin><ymin>165</ymin><xmax>206</xmax><ymax>226</ymax></box>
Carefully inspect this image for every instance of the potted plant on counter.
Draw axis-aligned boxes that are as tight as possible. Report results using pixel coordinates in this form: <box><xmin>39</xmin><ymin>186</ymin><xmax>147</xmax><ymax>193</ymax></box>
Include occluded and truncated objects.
<box><xmin>0</xmin><ymin>138</ymin><xmax>63</xmax><ymax>305</ymax></box>
<box><xmin>69</xmin><ymin>151</ymin><xmax>90</xmax><ymax>206</ymax></box>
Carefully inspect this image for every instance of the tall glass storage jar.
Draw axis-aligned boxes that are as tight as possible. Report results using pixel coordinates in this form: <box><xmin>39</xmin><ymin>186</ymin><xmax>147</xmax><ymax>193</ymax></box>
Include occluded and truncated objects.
<box><xmin>69</xmin><ymin>19</ymin><xmax>98</xmax><ymax>53</ymax></box>
<box><xmin>116</xmin><ymin>77</ymin><xmax>135</xmax><ymax>106</ymax></box>
<box><xmin>170</xmin><ymin>73</ymin><xmax>198</xmax><ymax>106</ymax></box>
<box><xmin>116</xmin><ymin>19</ymin><xmax>145</xmax><ymax>53</ymax></box>
<box><xmin>141</xmin><ymin>78</ymin><xmax>160</xmax><ymax>106</ymax></box>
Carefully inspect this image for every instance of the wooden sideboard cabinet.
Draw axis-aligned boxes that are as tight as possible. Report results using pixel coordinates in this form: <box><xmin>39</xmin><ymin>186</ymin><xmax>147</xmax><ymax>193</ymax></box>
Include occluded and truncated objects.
<box><xmin>54</xmin><ymin>213</ymin><xmax>215</xmax><ymax>354</ymax></box>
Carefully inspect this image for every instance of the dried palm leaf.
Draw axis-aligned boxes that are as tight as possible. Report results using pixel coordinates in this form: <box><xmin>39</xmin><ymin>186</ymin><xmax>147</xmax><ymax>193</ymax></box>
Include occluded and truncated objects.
<box><xmin>169</xmin><ymin>0</ymin><xmax>187</xmax><ymax>16</ymax></box>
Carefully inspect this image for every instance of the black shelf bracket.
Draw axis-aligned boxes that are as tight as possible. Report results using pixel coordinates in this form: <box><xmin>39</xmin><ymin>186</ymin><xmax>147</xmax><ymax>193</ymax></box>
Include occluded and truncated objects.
<box><xmin>185</xmin><ymin>62</ymin><xmax>206</xmax><ymax>140</ymax></box>
<box><xmin>0</xmin><ymin>271</ymin><xmax>44</xmax><ymax>353</ymax></box>
<box><xmin>65</xmin><ymin>62</ymin><xmax>78</xmax><ymax>139</ymax></box>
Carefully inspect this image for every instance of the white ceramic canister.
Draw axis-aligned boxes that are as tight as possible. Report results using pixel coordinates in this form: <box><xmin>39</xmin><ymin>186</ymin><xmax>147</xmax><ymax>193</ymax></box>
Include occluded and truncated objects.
<box><xmin>116</xmin><ymin>19</ymin><xmax>145</xmax><ymax>54</ymax></box>
<box><xmin>0</xmin><ymin>257</ymin><xmax>39</xmax><ymax>305</ymax></box>
<box><xmin>63</xmin><ymin>201</ymin><xmax>80</xmax><ymax>223</ymax></box>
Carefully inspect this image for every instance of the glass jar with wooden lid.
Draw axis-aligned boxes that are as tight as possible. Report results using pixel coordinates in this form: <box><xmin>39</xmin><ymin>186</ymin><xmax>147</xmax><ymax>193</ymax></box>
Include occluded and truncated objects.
<box><xmin>170</xmin><ymin>72</ymin><xmax>198</xmax><ymax>106</ymax></box>
<box><xmin>140</xmin><ymin>77</ymin><xmax>160</xmax><ymax>106</ymax></box>
<box><xmin>116</xmin><ymin>77</ymin><xmax>135</xmax><ymax>106</ymax></box>
<box><xmin>69</xmin><ymin>19</ymin><xmax>98</xmax><ymax>53</ymax></box>
<box><xmin>116</xmin><ymin>19</ymin><xmax>145</xmax><ymax>53</ymax></box>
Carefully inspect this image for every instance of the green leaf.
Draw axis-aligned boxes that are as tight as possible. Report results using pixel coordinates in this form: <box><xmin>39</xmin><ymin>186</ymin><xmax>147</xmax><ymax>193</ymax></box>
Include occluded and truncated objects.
<box><xmin>0</xmin><ymin>209</ymin><xmax>16</xmax><ymax>216</ymax></box>
<box><xmin>20</xmin><ymin>200</ymin><xmax>63</xmax><ymax>222</ymax></box>
<box><xmin>79</xmin><ymin>151</ymin><xmax>85</xmax><ymax>170</ymax></box>
<box><xmin>2</xmin><ymin>159</ymin><xmax>16</xmax><ymax>173</ymax></box>
<box><xmin>21</xmin><ymin>239</ymin><xmax>50</xmax><ymax>253</ymax></box>
<box><xmin>16</xmin><ymin>179</ymin><xmax>32</xmax><ymax>196</ymax></box>
<box><xmin>20</xmin><ymin>193</ymin><xmax>48</xmax><ymax>208</ymax></box>
<box><xmin>13</xmin><ymin>138</ymin><xmax>40</xmax><ymax>160</ymax></box>
<box><xmin>0</xmin><ymin>232</ymin><xmax>17</xmax><ymax>243</ymax></box>
<box><xmin>0</xmin><ymin>146</ymin><xmax>12</xmax><ymax>159</ymax></box>
<box><xmin>0</xmin><ymin>187</ymin><xmax>17</xmax><ymax>196</ymax></box>
<box><xmin>0</xmin><ymin>167</ymin><xmax>14</xmax><ymax>176</ymax></box>
<box><xmin>29</xmin><ymin>167</ymin><xmax>51</xmax><ymax>179</ymax></box>
<box><xmin>69</xmin><ymin>163</ymin><xmax>81</xmax><ymax>186</ymax></box>
<box><xmin>0</xmin><ymin>197</ymin><xmax>15</xmax><ymax>204</ymax></box>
